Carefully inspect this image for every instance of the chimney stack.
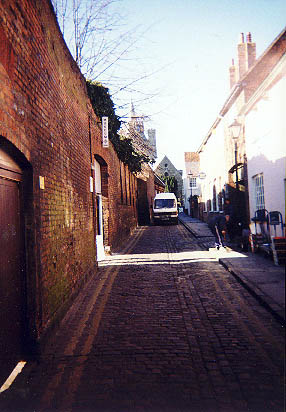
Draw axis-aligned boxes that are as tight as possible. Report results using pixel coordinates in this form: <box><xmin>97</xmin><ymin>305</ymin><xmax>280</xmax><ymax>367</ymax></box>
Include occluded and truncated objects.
<box><xmin>237</xmin><ymin>32</ymin><xmax>256</xmax><ymax>79</ymax></box>
<box><xmin>229</xmin><ymin>32</ymin><xmax>256</xmax><ymax>89</ymax></box>
<box><xmin>229</xmin><ymin>58</ymin><xmax>237</xmax><ymax>89</ymax></box>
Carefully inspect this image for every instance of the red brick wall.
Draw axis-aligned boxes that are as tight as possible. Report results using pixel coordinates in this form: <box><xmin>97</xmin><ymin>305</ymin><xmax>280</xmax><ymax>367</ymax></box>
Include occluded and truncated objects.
<box><xmin>0</xmin><ymin>0</ymin><xmax>138</xmax><ymax>343</ymax></box>
<box><xmin>146</xmin><ymin>167</ymin><xmax>156</xmax><ymax>222</ymax></box>
<box><xmin>136</xmin><ymin>165</ymin><xmax>156</xmax><ymax>225</ymax></box>
<box><xmin>93</xmin><ymin>144</ymin><xmax>138</xmax><ymax>251</ymax></box>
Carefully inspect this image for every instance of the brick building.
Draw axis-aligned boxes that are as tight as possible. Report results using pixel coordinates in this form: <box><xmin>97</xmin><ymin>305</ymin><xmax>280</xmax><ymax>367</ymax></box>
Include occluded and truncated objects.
<box><xmin>154</xmin><ymin>174</ymin><xmax>165</xmax><ymax>194</ymax></box>
<box><xmin>120</xmin><ymin>102</ymin><xmax>157</xmax><ymax>225</ymax></box>
<box><xmin>0</xmin><ymin>0</ymin><xmax>146</xmax><ymax>367</ymax></box>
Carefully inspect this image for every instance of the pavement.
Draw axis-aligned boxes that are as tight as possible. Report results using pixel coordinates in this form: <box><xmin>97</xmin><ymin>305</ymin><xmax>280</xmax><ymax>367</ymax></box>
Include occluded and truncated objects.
<box><xmin>179</xmin><ymin>213</ymin><xmax>285</xmax><ymax>325</ymax></box>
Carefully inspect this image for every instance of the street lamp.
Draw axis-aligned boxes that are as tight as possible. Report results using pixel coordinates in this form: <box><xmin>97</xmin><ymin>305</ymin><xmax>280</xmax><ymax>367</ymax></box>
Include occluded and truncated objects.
<box><xmin>229</xmin><ymin>118</ymin><xmax>242</xmax><ymax>191</ymax></box>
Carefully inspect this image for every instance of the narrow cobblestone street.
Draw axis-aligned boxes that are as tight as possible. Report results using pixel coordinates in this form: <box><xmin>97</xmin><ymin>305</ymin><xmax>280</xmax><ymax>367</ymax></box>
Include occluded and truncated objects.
<box><xmin>1</xmin><ymin>223</ymin><xmax>284</xmax><ymax>412</ymax></box>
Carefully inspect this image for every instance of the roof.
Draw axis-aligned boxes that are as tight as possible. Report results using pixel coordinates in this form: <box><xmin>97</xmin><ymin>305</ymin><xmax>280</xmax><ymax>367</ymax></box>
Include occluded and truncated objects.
<box><xmin>185</xmin><ymin>152</ymin><xmax>200</xmax><ymax>162</ymax></box>
<box><xmin>154</xmin><ymin>192</ymin><xmax>177</xmax><ymax>199</ymax></box>
<box><xmin>197</xmin><ymin>27</ymin><xmax>286</xmax><ymax>154</ymax></box>
<box><xmin>154</xmin><ymin>173</ymin><xmax>165</xmax><ymax>187</ymax></box>
<box><xmin>155</xmin><ymin>155</ymin><xmax>180</xmax><ymax>173</ymax></box>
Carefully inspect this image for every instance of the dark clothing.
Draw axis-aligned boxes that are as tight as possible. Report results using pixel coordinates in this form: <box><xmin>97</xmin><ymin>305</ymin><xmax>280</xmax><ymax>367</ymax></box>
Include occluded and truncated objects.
<box><xmin>223</xmin><ymin>203</ymin><xmax>233</xmax><ymax>218</ymax></box>
<box><xmin>208</xmin><ymin>215</ymin><xmax>227</xmax><ymax>248</ymax></box>
<box><xmin>223</xmin><ymin>201</ymin><xmax>235</xmax><ymax>241</ymax></box>
<box><xmin>208</xmin><ymin>214</ymin><xmax>227</xmax><ymax>232</ymax></box>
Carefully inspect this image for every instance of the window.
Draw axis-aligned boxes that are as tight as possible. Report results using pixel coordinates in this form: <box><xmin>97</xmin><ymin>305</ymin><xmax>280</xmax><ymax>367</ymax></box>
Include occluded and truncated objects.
<box><xmin>154</xmin><ymin>199</ymin><xmax>176</xmax><ymax>209</ymax></box>
<box><xmin>190</xmin><ymin>177</ymin><xmax>197</xmax><ymax>188</ymax></box>
<box><xmin>253</xmin><ymin>174</ymin><xmax>265</xmax><ymax>210</ymax></box>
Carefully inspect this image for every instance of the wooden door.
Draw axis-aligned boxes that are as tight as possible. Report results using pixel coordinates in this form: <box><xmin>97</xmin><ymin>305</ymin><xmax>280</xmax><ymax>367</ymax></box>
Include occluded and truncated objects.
<box><xmin>0</xmin><ymin>149</ymin><xmax>25</xmax><ymax>383</ymax></box>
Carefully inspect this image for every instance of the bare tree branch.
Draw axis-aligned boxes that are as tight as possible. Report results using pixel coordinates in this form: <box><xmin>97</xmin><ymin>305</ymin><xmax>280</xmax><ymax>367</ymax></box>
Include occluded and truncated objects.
<box><xmin>51</xmin><ymin>0</ymin><xmax>166</xmax><ymax>119</ymax></box>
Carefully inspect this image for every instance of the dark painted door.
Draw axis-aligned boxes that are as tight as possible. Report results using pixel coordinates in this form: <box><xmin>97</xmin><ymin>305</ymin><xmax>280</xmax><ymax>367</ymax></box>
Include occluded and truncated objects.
<box><xmin>0</xmin><ymin>174</ymin><xmax>24</xmax><ymax>382</ymax></box>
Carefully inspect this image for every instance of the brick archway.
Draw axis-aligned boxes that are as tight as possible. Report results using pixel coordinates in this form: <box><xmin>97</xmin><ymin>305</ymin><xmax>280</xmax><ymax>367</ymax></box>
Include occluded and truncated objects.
<box><xmin>94</xmin><ymin>155</ymin><xmax>108</xmax><ymax>198</ymax></box>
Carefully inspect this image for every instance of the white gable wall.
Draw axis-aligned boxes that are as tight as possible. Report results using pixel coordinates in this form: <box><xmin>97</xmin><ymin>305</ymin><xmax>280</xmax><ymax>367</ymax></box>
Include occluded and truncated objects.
<box><xmin>245</xmin><ymin>67</ymin><xmax>286</xmax><ymax>233</ymax></box>
<box><xmin>199</xmin><ymin>120</ymin><xmax>227</xmax><ymax>212</ymax></box>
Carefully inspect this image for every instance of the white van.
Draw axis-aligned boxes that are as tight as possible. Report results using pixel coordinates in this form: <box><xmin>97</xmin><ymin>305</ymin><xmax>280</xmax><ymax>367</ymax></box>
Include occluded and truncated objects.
<box><xmin>153</xmin><ymin>192</ymin><xmax>178</xmax><ymax>225</ymax></box>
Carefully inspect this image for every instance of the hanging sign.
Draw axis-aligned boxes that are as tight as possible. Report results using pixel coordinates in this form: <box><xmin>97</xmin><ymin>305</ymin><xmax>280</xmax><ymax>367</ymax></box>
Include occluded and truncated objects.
<box><xmin>198</xmin><ymin>171</ymin><xmax>206</xmax><ymax>180</ymax></box>
<box><xmin>102</xmin><ymin>117</ymin><xmax>109</xmax><ymax>148</ymax></box>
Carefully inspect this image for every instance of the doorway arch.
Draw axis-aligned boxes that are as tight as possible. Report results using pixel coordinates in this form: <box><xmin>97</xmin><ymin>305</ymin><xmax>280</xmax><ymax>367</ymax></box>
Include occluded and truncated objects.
<box><xmin>93</xmin><ymin>155</ymin><xmax>109</xmax><ymax>260</ymax></box>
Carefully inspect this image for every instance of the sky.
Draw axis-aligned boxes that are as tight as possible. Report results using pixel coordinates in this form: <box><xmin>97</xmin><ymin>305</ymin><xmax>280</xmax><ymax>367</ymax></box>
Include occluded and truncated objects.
<box><xmin>106</xmin><ymin>0</ymin><xmax>286</xmax><ymax>174</ymax></box>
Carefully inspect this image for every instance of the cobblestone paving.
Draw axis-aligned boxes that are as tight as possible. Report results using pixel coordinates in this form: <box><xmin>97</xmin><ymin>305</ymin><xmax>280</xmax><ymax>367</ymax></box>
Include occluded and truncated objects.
<box><xmin>1</xmin><ymin>224</ymin><xmax>284</xmax><ymax>412</ymax></box>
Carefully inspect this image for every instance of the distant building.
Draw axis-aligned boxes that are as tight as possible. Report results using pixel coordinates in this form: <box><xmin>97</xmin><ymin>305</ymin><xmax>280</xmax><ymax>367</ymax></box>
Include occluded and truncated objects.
<box><xmin>120</xmin><ymin>102</ymin><xmax>157</xmax><ymax>162</ymax></box>
<box><xmin>154</xmin><ymin>156</ymin><xmax>183</xmax><ymax>203</ymax></box>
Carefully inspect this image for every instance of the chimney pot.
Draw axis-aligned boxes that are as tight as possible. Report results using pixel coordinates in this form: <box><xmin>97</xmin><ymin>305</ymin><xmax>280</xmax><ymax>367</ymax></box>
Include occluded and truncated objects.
<box><xmin>240</xmin><ymin>33</ymin><xmax>245</xmax><ymax>43</ymax></box>
<box><xmin>246</xmin><ymin>32</ymin><xmax>252</xmax><ymax>42</ymax></box>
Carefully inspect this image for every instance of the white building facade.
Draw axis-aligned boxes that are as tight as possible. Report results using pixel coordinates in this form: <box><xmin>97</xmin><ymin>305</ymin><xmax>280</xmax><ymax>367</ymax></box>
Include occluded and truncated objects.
<box><xmin>195</xmin><ymin>29</ymin><xmax>286</xmax><ymax>236</ymax></box>
<box><xmin>244</xmin><ymin>54</ymin><xmax>286</xmax><ymax>236</ymax></box>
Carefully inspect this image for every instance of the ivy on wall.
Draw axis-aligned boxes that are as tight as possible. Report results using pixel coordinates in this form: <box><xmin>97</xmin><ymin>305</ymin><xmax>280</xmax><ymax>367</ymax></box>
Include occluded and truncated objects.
<box><xmin>86</xmin><ymin>80</ymin><xmax>151</xmax><ymax>173</ymax></box>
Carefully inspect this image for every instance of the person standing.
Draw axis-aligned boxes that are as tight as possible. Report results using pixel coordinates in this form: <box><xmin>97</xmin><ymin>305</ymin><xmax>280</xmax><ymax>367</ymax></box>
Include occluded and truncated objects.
<box><xmin>223</xmin><ymin>198</ymin><xmax>235</xmax><ymax>241</ymax></box>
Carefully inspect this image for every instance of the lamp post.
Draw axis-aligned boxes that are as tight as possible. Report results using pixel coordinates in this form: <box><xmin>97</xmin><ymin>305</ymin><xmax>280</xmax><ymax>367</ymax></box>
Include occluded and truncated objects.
<box><xmin>228</xmin><ymin>118</ymin><xmax>241</xmax><ymax>191</ymax></box>
<box><xmin>228</xmin><ymin>118</ymin><xmax>242</xmax><ymax>237</ymax></box>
